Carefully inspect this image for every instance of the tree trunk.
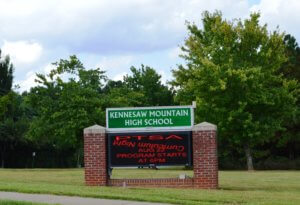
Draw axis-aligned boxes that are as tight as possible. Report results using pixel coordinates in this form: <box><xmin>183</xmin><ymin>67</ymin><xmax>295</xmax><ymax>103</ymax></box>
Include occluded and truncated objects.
<box><xmin>244</xmin><ymin>144</ymin><xmax>254</xmax><ymax>171</ymax></box>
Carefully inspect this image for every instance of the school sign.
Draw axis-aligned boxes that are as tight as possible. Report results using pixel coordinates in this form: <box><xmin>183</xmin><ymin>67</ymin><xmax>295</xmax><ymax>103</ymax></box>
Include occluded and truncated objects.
<box><xmin>84</xmin><ymin>104</ymin><xmax>218</xmax><ymax>189</ymax></box>
<box><xmin>106</xmin><ymin>106</ymin><xmax>194</xmax><ymax>131</ymax></box>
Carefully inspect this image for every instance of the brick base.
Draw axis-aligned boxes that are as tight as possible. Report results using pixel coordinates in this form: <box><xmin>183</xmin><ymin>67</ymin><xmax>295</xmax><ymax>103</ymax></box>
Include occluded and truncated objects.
<box><xmin>84</xmin><ymin>125</ymin><xmax>107</xmax><ymax>186</ymax></box>
<box><xmin>109</xmin><ymin>178</ymin><xmax>194</xmax><ymax>188</ymax></box>
<box><xmin>84</xmin><ymin>122</ymin><xmax>218</xmax><ymax>189</ymax></box>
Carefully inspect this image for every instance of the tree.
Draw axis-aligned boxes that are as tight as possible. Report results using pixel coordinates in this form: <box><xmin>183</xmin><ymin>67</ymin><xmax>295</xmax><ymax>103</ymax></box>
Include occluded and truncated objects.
<box><xmin>0</xmin><ymin>51</ymin><xmax>29</xmax><ymax>167</ymax></box>
<box><xmin>0</xmin><ymin>50</ymin><xmax>13</xmax><ymax>96</ymax></box>
<box><xmin>0</xmin><ymin>92</ymin><xmax>29</xmax><ymax>167</ymax></box>
<box><xmin>280</xmin><ymin>34</ymin><xmax>300</xmax><ymax>80</ymax></box>
<box><xmin>276</xmin><ymin>34</ymin><xmax>300</xmax><ymax>160</ymax></box>
<box><xmin>26</xmin><ymin>55</ymin><xmax>106</xmax><ymax>166</ymax></box>
<box><xmin>124</xmin><ymin>65</ymin><xmax>174</xmax><ymax>106</ymax></box>
<box><xmin>101</xmin><ymin>80</ymin><xmax>145</xmax><ymax>107</ymax></box>
<box><xmin>172</xmin><ymin>11</ymin><xmax>299</xmax><ymax>170</ymax></box>
<box><xmin>0</xmin><ymin>50</ymin><xmax>14</xmax><ymax>119</ymax></box>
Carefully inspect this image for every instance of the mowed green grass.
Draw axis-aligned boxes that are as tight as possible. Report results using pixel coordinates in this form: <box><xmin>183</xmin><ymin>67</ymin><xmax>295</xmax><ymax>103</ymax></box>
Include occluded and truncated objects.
<box><xmin>0</xmin><ymin>168</ymin><xmax>299</xmax><ymax>205</ymax></box>
<box><xmin>0</xmin><ymin>200</ymin><xmax>56</xmax><ymax>205</ymax></box>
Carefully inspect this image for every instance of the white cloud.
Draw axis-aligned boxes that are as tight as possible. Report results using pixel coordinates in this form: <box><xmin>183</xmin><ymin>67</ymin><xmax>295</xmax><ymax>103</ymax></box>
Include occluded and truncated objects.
<box><xmin>2</xmin><ymin>0</ymin><xmax>300</xmax><ymax>92</ymax></box>
<box><xmin>0</xmin><ymin>0</ymin><xmax>251</xmax><ymax>54</ymax></box>
<box><xmin>113</xmin><ymin>72</ymin><xmax>128</xmax><ymax>81</ymax></box>
<box><xmin>15</xmin><ymin>63</ymin><xmax>72</xmax><ymax>92</ymax></box>
<box><xmin>96</xmin><ymin>55</ymin><xmax>134</xmax><ymax>71</ymax></box>
<box><xmin>1</xmin><ymin>40</ymin><xmax>43</xmax><ymax>65</ymax></box>
<box><xmin>93</xmin><ymin>55</ymin><xmax>133</xmax><ymax>81</ymax></box>
<box><xmin>251</xmin><ymin>0</ymin><xmax>281</xmax><ymax>14</ymax></box>
<box><xmin>43</xmin><ymin>63</ymin><xmax>56</xmax><ymax>74</ymax></box>
<box><xmin>250</xmin><ymin>0</ymin><xmax>300</xmax><ymax>40</ymax></box>
<box><xmin>168</xmin><ymin>47</ymin><xmax>184</xmax><ymax>59</ymax></box>
<box><xmin>15</xmin><ymin>71</ymin><xmax>38</xmax><ymax>92</ymax></box>
<box><xmin>95</xmin><ymin>55</ymin><xmax>134</xmax><ymax>84</ymax></box>
<box><xmin>158</xmin><ymin>70</ymin><xmax>168</xmax><ymax>84</ymax></box>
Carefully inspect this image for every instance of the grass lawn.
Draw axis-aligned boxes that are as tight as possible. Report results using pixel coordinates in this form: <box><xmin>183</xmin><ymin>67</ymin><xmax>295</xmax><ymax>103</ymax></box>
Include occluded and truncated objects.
<box><xmin>0</xmin><ymin>168</ymin><xmax>299</xmax><ymax>205</ymax></box>
<box><xmin>0</xmin><ymin>200</ymin><xmax>56</xmax><ymax>205</ymax></box>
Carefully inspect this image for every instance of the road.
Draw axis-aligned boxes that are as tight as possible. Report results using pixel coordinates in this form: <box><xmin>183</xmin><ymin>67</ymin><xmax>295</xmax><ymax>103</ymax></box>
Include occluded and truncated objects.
<box><xmin>0</xmin><ymin>191</ymin><xmax>169</xmax><ymax>205</ymax></box>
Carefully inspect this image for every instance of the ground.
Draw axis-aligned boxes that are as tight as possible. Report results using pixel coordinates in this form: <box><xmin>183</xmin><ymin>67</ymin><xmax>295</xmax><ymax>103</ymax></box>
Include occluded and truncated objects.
<box><xmin>0</xmin><ymin>168</ymin><xmax>299</xmax><ymax>205</ymax></box>
<box><xmin>0</xmin><ymin>200</ymin><xmax>52</xmax><ymax>205</ymax></box>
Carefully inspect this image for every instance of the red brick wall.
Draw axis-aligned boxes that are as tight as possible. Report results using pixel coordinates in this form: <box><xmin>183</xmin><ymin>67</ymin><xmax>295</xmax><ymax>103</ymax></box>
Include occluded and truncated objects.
<box><xmin>84</xmin><ymin>123</ymin><xmax>218</xmax><ymax>189</ymax></box>
<box><xmin>193</xmin><ymin>130</ymin><xmax>218</xmax><ymax>189</ymax></box>
<box><xmin>109</xmin><ymin>178</ymin><xmax>194</xmax><ymax>188</ymax></box>
<box><xmin>84</xmin><ymin>132</ymin><xmax>107</xmax><ymax>186</ymax></box>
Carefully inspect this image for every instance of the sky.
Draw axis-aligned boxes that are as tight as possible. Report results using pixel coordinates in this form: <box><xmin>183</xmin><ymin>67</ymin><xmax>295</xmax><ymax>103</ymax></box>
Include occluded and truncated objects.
<box><xmin>0</xmin><ymin>0</ymin><xmax>300</xmax><ymax>92</ymax></box>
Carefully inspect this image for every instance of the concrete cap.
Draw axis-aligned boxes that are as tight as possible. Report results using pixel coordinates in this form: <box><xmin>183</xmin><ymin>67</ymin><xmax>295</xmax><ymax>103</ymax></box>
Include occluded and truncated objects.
<box><xmin>192</xmin><ymin>122</ymin><xmax>217</xmax><ymax>131</ymax></box>
<box><xmin>84</xmin><ymin>124</ymin><xmax>106</xmax><ymax>134</ymax></box>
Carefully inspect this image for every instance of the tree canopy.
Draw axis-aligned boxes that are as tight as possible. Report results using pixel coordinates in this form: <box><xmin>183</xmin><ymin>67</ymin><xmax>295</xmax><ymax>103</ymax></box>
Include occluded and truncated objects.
<box><xmin>124</xmin><ymin>65</ymin><xmax>174</xmax><ymax>106</ymax></box>
<box><xmin>26</xmin><ymin>56</ymin><xmax>106</xmax><ymax>151</ymax></box>
<box><xmin>0</xmin><ymin>50</ymin><xmax>13</xmax><ymax>96</ymax></box>
<box><xmin>172</xmin><ymin>11</ymin><xmax>299</xmax><ymax>170</ymax></box>
<box><xmin>0</xmin><ymin>50</ymin><xmax>29</xmax><ymax>168</ymax></box>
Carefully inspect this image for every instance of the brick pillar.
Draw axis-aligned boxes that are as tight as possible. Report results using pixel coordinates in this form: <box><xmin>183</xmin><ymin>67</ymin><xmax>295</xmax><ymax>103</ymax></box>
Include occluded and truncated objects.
<box><xmin>84</xmin><ymin>125</ymin><xmax>108</xmax><ymax>186</ymax></box>
<box><xmin>192</xmin><ymin>122</ymin><xmax>218</xmax><ymax>189</ymax></box>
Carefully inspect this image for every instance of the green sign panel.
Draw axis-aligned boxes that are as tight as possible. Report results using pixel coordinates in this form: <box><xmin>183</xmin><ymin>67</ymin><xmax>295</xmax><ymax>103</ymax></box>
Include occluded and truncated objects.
<box><xmin>106</xmin><ymin>106</ymin><xmax>193</xmax><ymax>130</ymax></box>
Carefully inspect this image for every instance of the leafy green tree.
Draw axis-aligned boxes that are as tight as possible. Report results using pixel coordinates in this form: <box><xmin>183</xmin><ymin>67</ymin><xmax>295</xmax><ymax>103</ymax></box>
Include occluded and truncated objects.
<box><xmin>276</xmin><ymin>34</ymin><xmax>300</xmax><ymax>159</ymax></box>
<box><xmin>281</xmin><ymin>34</ymin><xmax>300</xmax><ymax>80</ymax></box>
<box><xmin>124</xmin><ymin>65</ymin><xmax>174</xmax><ymax>106</ymax></box>
<box><xmin>0</xmin><ymin>51</ymin><xmax>29</xmax><ymax>167</ymax></box>
<box><xmin>0</xmin><ymin>50</ymin><xmax>13</xmax><ymax>96</ymax></box>
<box><xmin>172</xmin><ymin>11</ymin><xmax>299</xmax><ymax>170</ymax></box>
<box><xmin>0</xmin><ymin>50</ymin><xmax>14</xmax><ymax>124</ymax></box>
<box><xmin>0</xmin><ymin>50</ymin><xmax>14</xmax><ymax>167</ymax></box>
<box><xmin>0</xmin><ymin>92</ymin><xmax>29</xmax><ymax>167</ymax></box>
<box><xmin>101</xmin><ymin>80</ymin><xmax>145</xmax><ymax>107</ymax></box>
<box><xmin>102</xmin><ymin>80</ymin><xmax>125</xmax><ymax>93</ymax></box>
<box><xmin>26</xmin><ymin>55</ymin><xmax>106</xmax><ymax>166</ymax></box>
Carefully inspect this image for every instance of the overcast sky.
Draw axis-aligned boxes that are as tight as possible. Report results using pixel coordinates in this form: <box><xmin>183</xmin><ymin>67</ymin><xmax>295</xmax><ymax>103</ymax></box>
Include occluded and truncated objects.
<box><xmin>1</xmin><ymin>0</ymin><xmax>299</xmax><ymax>92</ymax></box>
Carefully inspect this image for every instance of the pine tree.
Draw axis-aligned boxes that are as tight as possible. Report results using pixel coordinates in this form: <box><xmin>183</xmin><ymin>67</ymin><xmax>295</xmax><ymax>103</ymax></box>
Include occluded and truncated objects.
<box><xmin>0</xmin><ymin>50</ymin><xmax>14</xmax><ymax>95</ymax></box>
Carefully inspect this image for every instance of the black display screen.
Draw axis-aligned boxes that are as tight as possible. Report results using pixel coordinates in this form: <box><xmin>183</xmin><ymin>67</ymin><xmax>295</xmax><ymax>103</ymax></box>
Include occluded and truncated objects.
<box><xmin>107</xmin><ymin>131</ymin><xmax>192</xmax><ymax>167</ymax></box>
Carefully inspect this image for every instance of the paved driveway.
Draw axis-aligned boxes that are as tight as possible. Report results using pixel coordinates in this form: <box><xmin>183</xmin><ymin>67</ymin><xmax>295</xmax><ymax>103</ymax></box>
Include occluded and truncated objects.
<box><xmin>0</xmin><ymin>192</ymin><xmax>169</xmax><ymax>205</ymax></box>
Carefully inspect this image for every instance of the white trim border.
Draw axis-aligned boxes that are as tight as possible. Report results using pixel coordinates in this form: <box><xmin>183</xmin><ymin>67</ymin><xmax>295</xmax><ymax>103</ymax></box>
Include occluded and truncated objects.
<box><xmin>106</xmin><ymin>105</ymin><xmax>195</xmax><ymax>132</ymax></box>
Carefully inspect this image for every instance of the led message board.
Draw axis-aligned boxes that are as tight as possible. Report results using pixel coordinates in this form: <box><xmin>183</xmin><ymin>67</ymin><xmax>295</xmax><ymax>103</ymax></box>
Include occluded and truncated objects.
<box><xmin>106</xmin><ymin>106</ymin><xmax>194</xmax><ymax>132</ymax></box>
<box><xmin>107</xmin><ymin>131</ymin><xmax>192</xmax><ymax>167</ymax></box>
